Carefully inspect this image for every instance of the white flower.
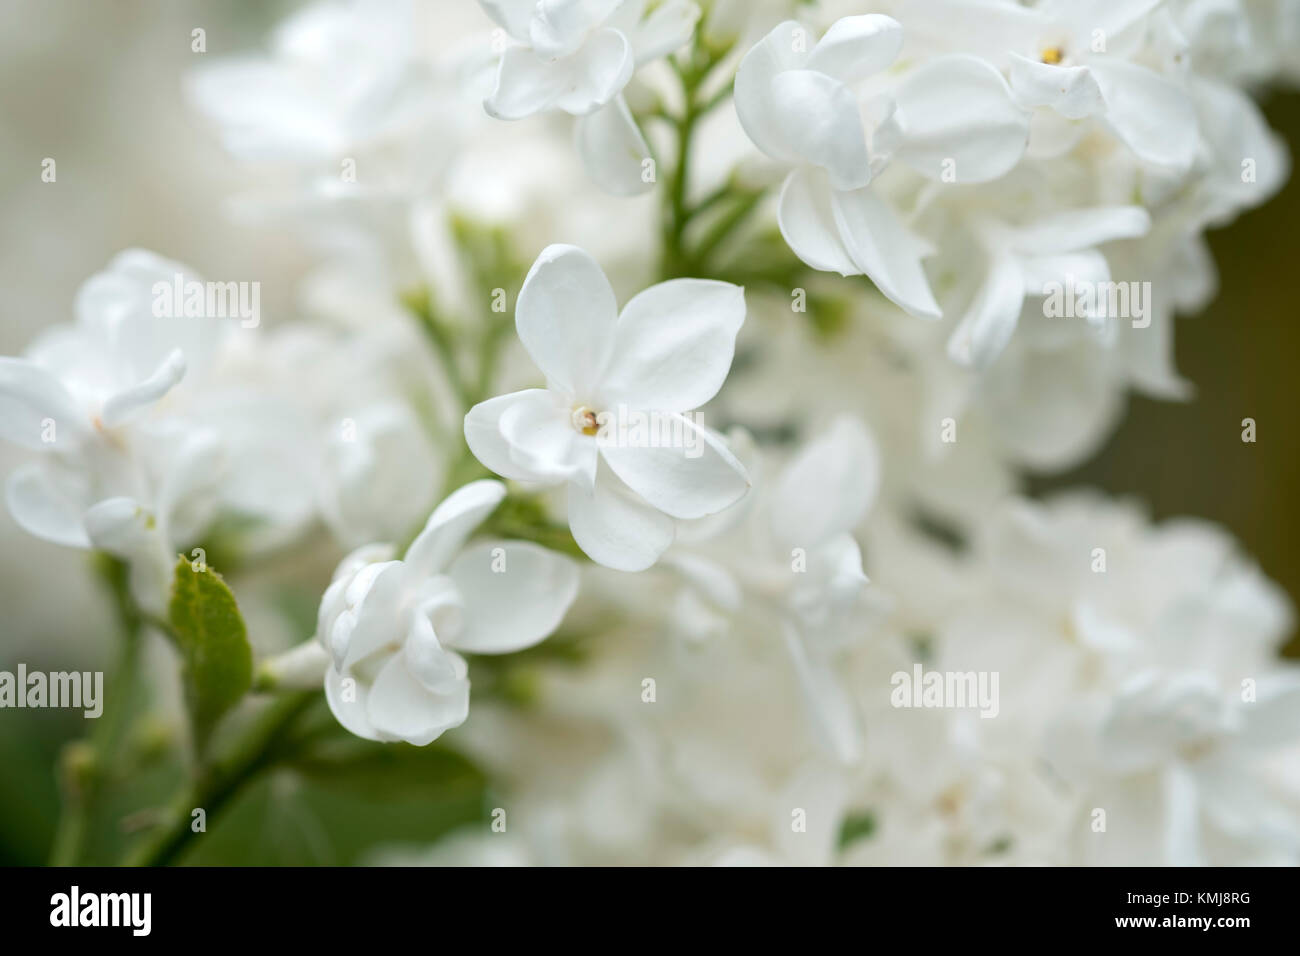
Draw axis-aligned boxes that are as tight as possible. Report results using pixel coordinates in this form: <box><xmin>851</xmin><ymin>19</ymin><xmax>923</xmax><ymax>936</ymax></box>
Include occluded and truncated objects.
<box><xmin>479</xmin><ymin>0</ymin><xmax>700</xmax><ymax>193</ymax></box>
<box><xmin>734</xmin><ymin>16</ymin><xmax>1029</xmax><ymax>317</ymax></box>
<box><xmin>946</xmin><ymin>205</ymin><xmax>1152</xmax><ymax>368</ymax></box>
<box><xmin>186</xmin><ymin>0</ymin><xmax>450</xmax><ymax>187</ymax></box>
<box><xmin>318</xmin><ymin>401</ymin><xmax>442</xmax><ymax>548</ymax></box>
<box><xmin>465</xmin><ymin>244</ymin><xmax>750</xmax><ymax>571</ymax></box>
<box><xmin>667</xmin><ymin>416</ymin><xmax>881</xmax><ymax>761</ymax></box>
<box><xmin>1049</xmin><ymin>671</ymin><xmax>1300</xmax><ymax>865</ymax></box>
<box><xmin>481</xmin><ymin>0</ymin><xmax>698</xmax><ymax>118</ymax></box>
<box><xmin>1004</xmin><ymin>0</ymin><xmax>1198</xmax><ymax>170</ymax></box>
<box><xmin>0</xmin><ymin>252</ymin><xmax>227</xmax><ymax>604</ymax></box>
<box><xmin>318</xmin><ymin>479</ymin><xmax>579</xmax><ymax>746</ymax></box>
<box><xmin>186</xmin><ymin>0</ymin><xmax>457</xmax><ymax>273</ymax></box>
<box><xmin>0</xmin><ymin>250</ymin><xmax>320</xmax><ymax>609</ymax></box>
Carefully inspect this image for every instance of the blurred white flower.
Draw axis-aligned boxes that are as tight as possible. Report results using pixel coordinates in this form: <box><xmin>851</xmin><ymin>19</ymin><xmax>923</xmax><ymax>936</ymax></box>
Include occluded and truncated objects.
<box><xmin>734</xmin><ymin>15</ymin><xmax>1029</xmax><ymax>317</ymax></box>
<box><xmin>479</xmin><ymin>0</ymin><xmax>700</xmax><ymax>193</ymax></box>
<box><xmin>319</xmin><ymin>479</ymin><xmax>579</xmax><ymax>745</ymax></box>
<box><xmin>0</xmin><ymin>250</ymin><xmax>303</xmax><ymax>610</ymax></box>
<box><xmin>667</xmin><ymin>416</ymin><xmax>880</xmax><ymax>761</ymax></box>
<box><xmin>1051</xmin><ymin>671</ymin><xmax>1300</xmax><ymax>865</ymax></box>
<box><xmin>186</xmin><ymin>0</ymin><xmax>458</xmax><ymax>276</ymax></box>
<box><xmin>465</xmin><ymin>244</ymin><xmax>749</xmax><ymax>571</ymax></box>
<box><xmin>947</xmin><ymin>205</ymin><xmax>1152</xmax><ymax>368</ymax></box>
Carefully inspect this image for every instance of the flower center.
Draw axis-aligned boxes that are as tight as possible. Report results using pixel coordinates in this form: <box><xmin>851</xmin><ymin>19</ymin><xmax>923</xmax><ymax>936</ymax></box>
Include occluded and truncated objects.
<box><xmin>570</xmin><ymin>405</ymin><xmax>600</xmax><ymax>436</ymax></box>
<box><xmin>1040</xmin><ymin>45</ymin><xmax>1065</xmax><ymax>65</ymax></box>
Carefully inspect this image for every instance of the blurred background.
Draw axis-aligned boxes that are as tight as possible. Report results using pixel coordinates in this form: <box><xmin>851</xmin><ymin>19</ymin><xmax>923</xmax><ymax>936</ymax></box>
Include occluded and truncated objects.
<box><xmin>1</xmin><ymin>0</ymin><xmax>1296</xmax><ymax>863</ymax></box>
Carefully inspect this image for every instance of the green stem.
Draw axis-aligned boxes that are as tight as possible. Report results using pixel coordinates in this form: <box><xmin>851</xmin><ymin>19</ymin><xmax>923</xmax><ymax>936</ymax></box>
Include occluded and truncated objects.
<box><xmin>121</xmin><ymin>691</ymin><xmax>317</xmax><ymax>867</ymax></box>
<box><xmin>49</xmin><ymin>556</ymin><xmax>144</xmax><ymax>866</ymax></box>
<box><xmin>657</xmin><ymin>42</ymin><xmax>741</xmax><ymax>280</ymax></box>
<box><xmin>693</xmin><ymin>188</ymin><xmax>765</xmax><ymax>268</ymax></box>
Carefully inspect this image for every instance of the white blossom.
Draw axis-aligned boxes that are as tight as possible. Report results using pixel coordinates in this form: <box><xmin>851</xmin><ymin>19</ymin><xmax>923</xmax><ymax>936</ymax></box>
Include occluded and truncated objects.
<box><xmin>465</xmin><ymin>244</ymin><xmax>750</xmax><ymax>571</ymax></box>
<box><xmin>319</xmin><ymin>479</ymin><xmax>579</xmax><ymax>745</ymax></box>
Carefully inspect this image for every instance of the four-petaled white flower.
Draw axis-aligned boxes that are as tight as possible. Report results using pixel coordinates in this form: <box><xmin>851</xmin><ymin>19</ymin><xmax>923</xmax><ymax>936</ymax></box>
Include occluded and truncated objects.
<box><xmin>480</xmin><ymin>0</ymin><xmax>701</xmax><ymax>194</ymax></box>
<box><xmin>465</xmin><ymin>244</ymin><xmax>749</xmax><ymax>571</ymax></box>
<box><xmin>319</xmin><ymin>479</ymin><xmax>579</xmax><ymax>746</ymax></box>
<box><xmin>734</xmin><ymin>15</ymin><xmax>1030</xmax><ymax>318</ymax></box>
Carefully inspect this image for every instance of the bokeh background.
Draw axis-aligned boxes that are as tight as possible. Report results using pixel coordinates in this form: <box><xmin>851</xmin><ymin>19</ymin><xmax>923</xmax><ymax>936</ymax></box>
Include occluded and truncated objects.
<box><xmin>1</xmin><ymin>0</ymin><xmax>1296</xmax><ymax>863</ymax></box>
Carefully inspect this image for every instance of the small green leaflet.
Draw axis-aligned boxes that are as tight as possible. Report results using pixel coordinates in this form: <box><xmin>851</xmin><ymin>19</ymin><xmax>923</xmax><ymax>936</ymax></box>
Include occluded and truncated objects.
<box><xmin>167</xmin><ymin>556</ymin><xmax>253</xmax><ymax>751</ymax></box>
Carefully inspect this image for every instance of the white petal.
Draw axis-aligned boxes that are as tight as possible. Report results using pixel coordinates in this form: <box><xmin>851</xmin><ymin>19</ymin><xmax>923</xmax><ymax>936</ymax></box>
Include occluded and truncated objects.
<box><xmin>769</xmin><ymin>415</ymin><xmax>878</xmax><ymax>549</ymax></box>
<box><xmin>1050</xmin><ymin>0</ymin><xmax>1163</xmax><ymax>46</ymax></box>
<box><xmin>0</xmin><ymin>358</ymin><xmax>86</xmax><ymax>450</ymax></box>
<box><xmin>830</xmin><ymin>185</ymin><xmax>942</xmax><ymax>318</ymax></box>
<box><xmin>367</xmin><ymin>652</ymin><xmax>469</xmax><ymax>746</ymax></box>
<box><xmin>782</xmin><ymin>622</ymin><xmax>862</xmax><ymax>764</ymax></box>
<box><xmin>777</xmin><ymin>168</ymin><xmax>858</xmax><ymax>276</ymax></box>
<box><xmin>529</xmin><ymin>0</ymin><xmax>618</xmax><ymax>58</ymax></box>
<box><xmin>76</xmin><ymin>249</ymin><xmax>227</xmax><ymax>383</ymax></box>
<box><xmin>484</xmin><ymin>27</ymin><xmax>632</xmax><ymax>119</ymax></box>
<box><xmin>5</xmin><ymin>462</ymin><xmax>90</xmax><ymax>548</ymax></box>
<box><xmin>598</xmin><ymin>415</ymin><xmax>748</xmax><ymax>519</ymax></box>
<box><xmin>405</xmin><ymin>479</ymin><xmax>507</xmax><ymax>575</ymax></box>
<box><xmin>733</xmin><ymin>21</ymin><xmax>809</xmax><ymax>164</ymax></box>
<box><xmin>768</xmin><ymin>70</ymin><xmax>871</xmax><ymax>191</ymax></box>
<box><xmin>403</xmin><ymin>603</ymin><xmax>466</xmax><ymax>692</ymax></box>
<box><xmin>1007</xmin><ymin>53</ymin><xmax>1103</xmax><ymax>119</ymax></box>
<box><xmin>946</xmin><ymin>251</ymin><xmax>1025</xmax><ymax>368</ymax></box>
<box><xmin>84</xmin><ymin>496</ymin><xmax>173</xmax><ymax>614</ymax></box>
<box><xmin>1191</xmin><ymin>76</ymin><xmax>1290</xmax><ymax>215</ymax></box>
<box><xmin>806</xmin><ymin>14</ymin><xmax>902</xmax><ymax>83</ymax></box>
<box><xmin>100</xmin><ymin>349</ymin><xmax>186</xmax><ymax>427</ymax></box>
<box><xmin>335</xmin><ymin>561</ymin><xmax>408</xmax><ymax>670</ymax></box>
<box><xmin>893</xmin><ymin>54</ymin><xmax>1029</xmax><ymax>183</ymax></box>
<box><xmin>325</xmin><ymin>665</ymin><xmax>383</xmax><ymax>742</ymax></box>
<box><xmin>477</xmin><ymin>0</ymin><xmax>536</xmax><ymax>42</ymax></box>
<box><xmin>629</xmin><ymin>0</ymin><xmax>698</xmax><ymax>63</ymax></box>
<box><xmin>160</xmin><ymin>426</ymin><xmax>227</xmax><ymax>538</ymax></box>
<box><xmin>566</xmin><ymin>464</ymin><xmax>674</xmax><ymax>570</ymax></box>
<box><xmin>184</xmin><ymin>59</ymin><xmax>342</xmax><ymax>161</ymax></box>
<box><xmin>1162</xmin><ymin>763</ymin><xmax>1204</xmax><ymax>866</ymax></box>
<box><xmin>575</xmin><ymin>96</ymin><xmax>653</xmax><ymax>195</ymax></box>
<box><xmin>447</xmin><ymin>540</ymin><xmax>580</xmax><ymax>653</ymax></box>
<box><xmin>465</xmin><ymin>389</ymin><xmax>562</xmax><ymax>483</ymax></box>
<box><xmin>1024</xmin><ymin>106</ymin><xmax>1088</xmax><ymax>159</ymax></box>
<box><xmin>661</xmin><ymin>551</ymin><xmax>742</xmax><ymax>612</ymax></box>
<box><xmin>499</xmin><ymin>387</ymin><xmax>597</xmax><ymax>485</ymax></box>
<box><xmin>1009</xmin><ymin>205</ymin><xmax>1150</xmax><ymax>254</ymax></box>
<box><xmin>516</xmin><ymin>244</ymin><xmax>618</xmax><ymax>398</ymax></box>
<box><xmin>1091</xmin><ymin>59</ymin><xmax>1197</xmax><ymax>171</ymax></box>
<box><xmin>1020</xmin><ymin>247</ymin><xmax>1110</xmax><ymax>295</ymax></box>
<box><xmin>597</xmin><ymin>279</ymin><xmax>745</xmax><ymax>412</ymax></box>
<box><xmin>1237</xmin><ymin>676</ymin><xmax>1300</xmax><ymax>750</ymax></box>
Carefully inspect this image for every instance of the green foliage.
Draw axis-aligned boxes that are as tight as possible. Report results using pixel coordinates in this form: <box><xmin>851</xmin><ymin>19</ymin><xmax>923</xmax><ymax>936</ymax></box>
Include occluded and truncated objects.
<box><xmin>166</xmin><ymin>556</ymin><xmax>253</xmax><ymax>752</ymax></box>
<box><xmin>837</xmin><ymin>810</ymin><xmax>878</xmax><ymax>851</ymax></box>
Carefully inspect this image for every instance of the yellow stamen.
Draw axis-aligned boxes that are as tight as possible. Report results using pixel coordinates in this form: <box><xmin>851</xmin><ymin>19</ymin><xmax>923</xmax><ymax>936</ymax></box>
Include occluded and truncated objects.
<box><xmin>571</xmin><ymin>406</ymin><xmax>600</xmax><ymax>436</ymax></box>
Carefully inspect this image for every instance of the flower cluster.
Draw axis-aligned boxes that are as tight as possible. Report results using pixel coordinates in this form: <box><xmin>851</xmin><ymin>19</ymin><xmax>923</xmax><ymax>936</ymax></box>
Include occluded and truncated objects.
<box><xmin>7</xmin><ymin>0</ymin><xmax>1300</xmax><ymax>867</ymax></box>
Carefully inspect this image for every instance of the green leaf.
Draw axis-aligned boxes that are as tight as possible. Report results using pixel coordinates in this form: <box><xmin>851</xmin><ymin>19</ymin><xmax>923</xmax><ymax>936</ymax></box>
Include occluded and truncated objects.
<box><xmin>837</xmin><ymin>810</ymin><xmax>878</xmax><ymax>851</ymax></box>
<box><xmin>166</xmin><ymin>556</ymin><xmax>253</xmax><ymax>751</ymax></box>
